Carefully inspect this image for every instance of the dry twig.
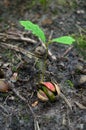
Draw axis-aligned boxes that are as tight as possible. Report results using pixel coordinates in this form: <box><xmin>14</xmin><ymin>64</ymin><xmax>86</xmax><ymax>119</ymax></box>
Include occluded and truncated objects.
<box><xmin>60</xmin><ymin>93</ymin><xmax>72</xmax><ymax>110</ymax></box>
<box><xmin>0</xmin><ymin>31</ymin><xmax>37</xmax><ymax>44</ymax></box>
<box><xmin>61</xmin><ymin>45</ymin><xmax>74</xmax><ymax>57</ymax></box>
<box><xmin>0</xmin><ymin>30</ymin><xmax>57</xmax><ymax>61</ymax></box>
<box><xmin>1</xmin><ymin>42</ymin><xmax>38</xmax><ymax>60</ymax></box>
<box><xmin>52</xmin><ymin>79</ymin><xmax>72</xmax><ymax>110</ymax></box>
<box><xmin>0</xmin><ymin>104</ymin><xmax>9</xmax><ymax>115</ymax></box>
<box><xmin>74</xmin><ymin>101</ymin><xmax>86</xmax><ymax>109</ymax></box>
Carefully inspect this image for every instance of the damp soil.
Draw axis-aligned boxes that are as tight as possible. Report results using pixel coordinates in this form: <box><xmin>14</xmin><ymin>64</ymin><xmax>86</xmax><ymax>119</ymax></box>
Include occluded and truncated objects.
<box><xmin>0</xmin><ymin>1</ymin><xmax>86</xmax><ymax>130</ymax></box>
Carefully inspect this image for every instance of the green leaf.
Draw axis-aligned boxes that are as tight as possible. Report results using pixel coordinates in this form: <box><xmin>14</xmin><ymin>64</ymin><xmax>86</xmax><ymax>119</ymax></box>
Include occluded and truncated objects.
<box><xmin>20</xmin><ymin>20</ymin><xmax>46</xmax><ymax>43</ymax></box>
<box><xmin>52</xmin><ymin>36</ymin><xmax>75</xmax><ymax>45</ymax></box>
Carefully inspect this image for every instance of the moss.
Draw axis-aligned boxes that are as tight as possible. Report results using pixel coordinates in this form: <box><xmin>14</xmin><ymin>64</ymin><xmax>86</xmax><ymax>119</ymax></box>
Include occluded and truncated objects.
<box><xmin>75</xmin><ymin>34</ymin><xmax>86</xmax><ymax>59</ymax></box>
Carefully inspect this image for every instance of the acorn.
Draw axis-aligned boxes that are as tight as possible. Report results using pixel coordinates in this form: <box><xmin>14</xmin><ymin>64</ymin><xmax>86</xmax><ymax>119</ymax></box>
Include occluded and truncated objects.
<box><xmin>0</xmin><ymin>79</ymin><xmax>9</xmax><ymax>92</ymax></box>
<box><xmin>42</xmin><ymin>86</ymin><xmax>56</xmax><ymax>101</ymax></box>
<box><xmin>37</xmin><ymin>82</ymin><xmax>60</xmax><ymax>101</ymax></box>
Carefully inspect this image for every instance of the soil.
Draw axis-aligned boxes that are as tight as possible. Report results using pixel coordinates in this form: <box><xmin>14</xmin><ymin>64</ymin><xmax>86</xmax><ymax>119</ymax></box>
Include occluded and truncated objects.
<box><xmin>0</xmin><ymin>0</ymin><xmax>86</xmax><ymax>130</ymax></box>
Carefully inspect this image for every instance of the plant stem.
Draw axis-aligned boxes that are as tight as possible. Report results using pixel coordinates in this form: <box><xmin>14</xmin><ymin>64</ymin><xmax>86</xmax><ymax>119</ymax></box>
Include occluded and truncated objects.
<box><xmin>40</xmin><ymin>42</ymin><xmax>49</xmax><ymax>82</ymax></box>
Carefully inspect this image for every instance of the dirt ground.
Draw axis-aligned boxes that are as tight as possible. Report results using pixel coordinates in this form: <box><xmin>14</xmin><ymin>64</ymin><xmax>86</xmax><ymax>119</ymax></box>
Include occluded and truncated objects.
<box><xmin>0</xmin><ymin>0</ymin><xmax>86</xmax><ymax>130</ymax></box>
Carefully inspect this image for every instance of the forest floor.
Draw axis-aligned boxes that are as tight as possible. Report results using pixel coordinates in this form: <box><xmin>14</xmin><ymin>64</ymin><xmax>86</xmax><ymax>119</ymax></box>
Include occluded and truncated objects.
<box><xmin>0</xmin><ymin>0</ymin><xmax>86</xmax><ymax>130</ymax></box>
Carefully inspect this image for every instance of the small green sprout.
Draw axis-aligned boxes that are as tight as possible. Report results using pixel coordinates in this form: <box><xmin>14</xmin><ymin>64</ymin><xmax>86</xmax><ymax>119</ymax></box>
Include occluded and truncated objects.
<box><xmin>19</xmin><ymin>20</ymin><xmax>75</xmax><ymax>82</ymax></box>
<box><xmin>19</xmin><ymin>20</ymin><xmax>75</xmax><ymax>45</ymax></box>
<box><xmin>66</xmin><ymin>80</ymin><xmax>74</xmax><ymax>88</ymax></box>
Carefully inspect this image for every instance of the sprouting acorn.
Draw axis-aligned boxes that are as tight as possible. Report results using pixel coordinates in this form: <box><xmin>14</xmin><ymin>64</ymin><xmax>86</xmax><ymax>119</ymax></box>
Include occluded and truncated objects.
<box><xmin>37</xmin><ymin>82</ymin><xmax>60</xmax><ymax>101</ymax></box>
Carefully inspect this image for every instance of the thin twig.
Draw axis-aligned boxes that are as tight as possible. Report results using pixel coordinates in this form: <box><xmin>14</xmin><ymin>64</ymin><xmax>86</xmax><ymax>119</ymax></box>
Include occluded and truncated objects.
<box><xmin>1</xmin><ymin>42</ymin><xmax>38</xmax><ymax>60</ymax></box>
<box><xmin>48</xmin><ymin>49</ymin><xmax>57</xmax><ymax>60</ymax></box>
<box><xmin>75</xmin><ymin>24</ymin><xmax>86</xmax><ymax>33</ymax></box>
<box><xmin>20</xmin><ymin>35</ymin><xmax>37</xmax><ymax>44</ymax></box>
<box><xmin>0</xmin><ymin>32</ymin><xmax>37</xmax><ymax>44</ymax></box>
<box><xmin>60</xmin><ymin>92</ymin><xmax>72</xmax><ymax>110</ymax></box>
<box><xmin>0</xmin><ymin>30</ymin><xmax>57</xmax><ymax>61</ymax></box>
<box><xmin>34</xmin><ymin>119</ymin><xmax>41</xmax><ymax>130</ymax></box>
<box><xmin>51</xmin><ymin>79</ymin><xmax>72</xmax><ymax>110</ymax></box>
<box><xmin>61</xmin><ymin>45</ymin><xmax>74</xmax><ymax>57</ymax></box>
<box><xmin>74</xmin><ymin>101</ymin><xmax>86</xmax><ymax>109</ymax></box>
<box><xmin>48</xmin><ymin>30</ymin><xmax>54</xmax><ymax>40</ymax></box>
<box><xmin>0</xmin><ymin>104</ymin><xmax>9</xmax><ymax>114</ymax></box>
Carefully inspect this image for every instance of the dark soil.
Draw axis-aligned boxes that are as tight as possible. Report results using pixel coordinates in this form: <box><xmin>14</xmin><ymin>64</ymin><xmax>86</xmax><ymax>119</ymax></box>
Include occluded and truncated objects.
<box><xmin>0</xmin><ymin>0</ymin><xmax>86</xmax><ymax>130</ymax></box>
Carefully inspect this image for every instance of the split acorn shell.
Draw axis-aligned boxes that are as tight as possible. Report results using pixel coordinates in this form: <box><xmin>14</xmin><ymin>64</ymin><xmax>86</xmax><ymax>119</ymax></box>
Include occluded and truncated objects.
<box><xmin>37</xmin><ymin>82</ymin><xmax>60</xmax><ymax>101</ymax></box>
<box><xmin>41</xmin><ymin>82</ymin><xmax>56</xmax><ymax>92</ymax></box>
<box><xmin>37</xmin><ymin>89</ymin><xmax>49</xmax><ymax>101</ymax></box>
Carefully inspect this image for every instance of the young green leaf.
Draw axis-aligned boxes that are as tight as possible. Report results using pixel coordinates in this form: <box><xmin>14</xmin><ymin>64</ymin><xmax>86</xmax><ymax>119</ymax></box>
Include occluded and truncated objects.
<box><xmin>20</xmin><ymin>20</ymin><xmax>46</xmax><ymax>43</ymax></box>
<box><xmin>52</xmin><ymin>36</ymin><xmax>75</xmax><ymax>45</ymax></box>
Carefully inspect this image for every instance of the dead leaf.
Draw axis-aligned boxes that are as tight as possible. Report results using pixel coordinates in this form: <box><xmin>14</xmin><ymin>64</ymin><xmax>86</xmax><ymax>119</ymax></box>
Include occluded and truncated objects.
<box><xmin>10</xmin><ymin>72</ymin><xmax>18</xmax><ymax>83</ymax></box>
<box><xmin>4</xmin><ymin>0</ymin><xmax>10</xmax><ymax>7</ymax></box>
<box><xmin>0</xmin><ymin>79</ymin><xmax>9</xmax><ymax>92</ymax></box>
<box><xmin>32</xmin><ymin>101</ymin><xmax>38</xmax><ymax>107</ymax></box>
<box><xmin>41</xmin><ymin>18</ymin><xmax>52</xmax><ymax>25</ymax></box>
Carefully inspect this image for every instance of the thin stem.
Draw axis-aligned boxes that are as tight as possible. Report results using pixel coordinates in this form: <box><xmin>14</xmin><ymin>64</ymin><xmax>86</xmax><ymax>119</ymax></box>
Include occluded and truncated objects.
<box><xmin>38</xmin><ymin>40</ymin><xmax>53</xmax><ymax>82</ymax></box>
<box><xmin>40</xmin><ymin>41</ymin><xmax>50</xmax><ymax>82</ymax></box>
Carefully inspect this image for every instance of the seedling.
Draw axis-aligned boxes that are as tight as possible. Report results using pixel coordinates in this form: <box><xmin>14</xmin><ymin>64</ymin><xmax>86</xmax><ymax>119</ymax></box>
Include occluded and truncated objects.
<box><xmin>19</xmin><ymin>20</ymin><xmax>75</xmax><ymax>102</ymax></box>
<box><xmin>37</xmin><ymin>82</ymin><xmax>60</xmax><ymax>101</ymax></box>
<box><xmin>19</xmin><ymin>20</ymin><xmax>75</xmax><ymax>81</ymax></box>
